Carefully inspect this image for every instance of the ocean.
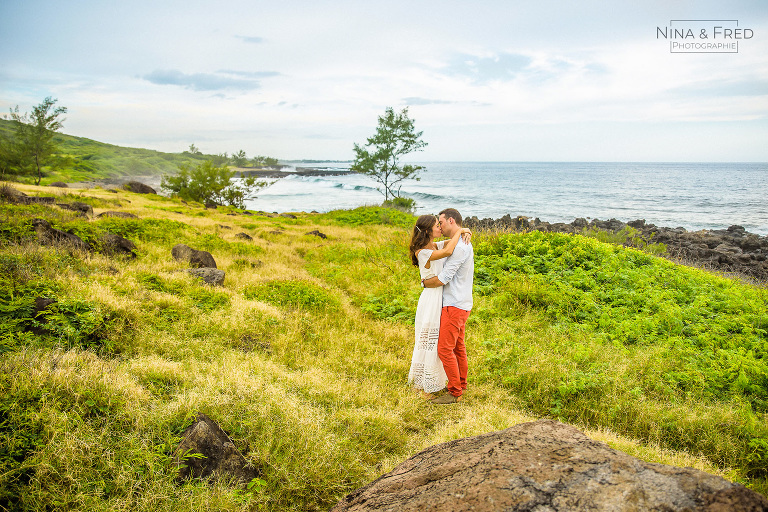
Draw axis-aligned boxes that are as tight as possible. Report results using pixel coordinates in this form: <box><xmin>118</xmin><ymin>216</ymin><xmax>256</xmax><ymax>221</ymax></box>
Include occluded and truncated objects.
<box><xmin>244</xmin><ymin>162</ymin><xmax>768</xmax><ymax>235</ymax></box>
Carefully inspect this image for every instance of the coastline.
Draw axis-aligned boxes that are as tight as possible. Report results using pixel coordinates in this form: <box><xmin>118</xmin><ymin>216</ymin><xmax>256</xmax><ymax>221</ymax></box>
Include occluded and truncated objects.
<box><xmin>46</xmin><ymin>170</ymin><xmax>768</xmax><ymax>282</ymax></box>
<box><xmin>65</xmin><ymin>167</ymin><xmax>354</xmax><ymax>191</ymax></box>
<box><xmin>30</xmin><ymin>174</ymin><xmax>768</xmax><ymax>284</ymax></box>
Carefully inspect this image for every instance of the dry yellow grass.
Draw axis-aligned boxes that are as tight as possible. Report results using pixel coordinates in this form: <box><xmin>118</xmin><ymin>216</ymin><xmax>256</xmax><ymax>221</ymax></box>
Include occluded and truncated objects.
<box><xmin>0</xmin><ymin>182</ymin><xmax>756</xmax><ymax>510</ymax></box>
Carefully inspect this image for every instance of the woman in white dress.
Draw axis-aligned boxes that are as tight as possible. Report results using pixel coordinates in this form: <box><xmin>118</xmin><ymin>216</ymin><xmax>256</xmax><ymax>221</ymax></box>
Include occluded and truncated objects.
<box><xmin>407</xmin><ymin>215</ymin><xmax>471</xmax><ymax>398</ymax></box>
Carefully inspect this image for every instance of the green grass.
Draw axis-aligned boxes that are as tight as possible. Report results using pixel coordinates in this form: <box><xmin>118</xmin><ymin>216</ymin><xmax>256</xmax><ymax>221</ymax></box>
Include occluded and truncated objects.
<box><xmin>243</xmin><ymin>280</ymin><xmax>340</xmax><ymax>312</ymax></box>
<box><xmin>318</xmin><ymin>205</ymin><xmax>415</xmax><ymax>229</ymax></box>
<box><xmin>1</xmin><ymin>183</ymin><xmax>766</xmax><ymax>510</ymax></box>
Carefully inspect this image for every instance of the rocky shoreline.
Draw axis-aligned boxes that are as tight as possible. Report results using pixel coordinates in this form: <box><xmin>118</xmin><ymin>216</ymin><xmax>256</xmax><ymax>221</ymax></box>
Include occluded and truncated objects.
<box><xmin>464</xmin><ymin>214</ymin><xmax>768</xmax><ymax>283</ymax></box>
<box><xmin>235</xmin><ymin>167</ymin><xmax>355</xmax><ymax>178</ymax></box>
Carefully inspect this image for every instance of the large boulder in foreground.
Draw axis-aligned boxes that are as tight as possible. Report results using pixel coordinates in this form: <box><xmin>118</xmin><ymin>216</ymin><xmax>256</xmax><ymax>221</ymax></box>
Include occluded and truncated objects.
<box><xmin>331</xmin><ymin>419</ymin><xmax>768</xmax><ymax>511</ymax></box>
<box><xmin>174</xmin><ymin>413</ymin><xmax>258</xmax><ymax>486</ymax></box>
<box><xmin>171</xmin><ymin>243</ymin><xmax>217</xmax><ymax>268</ymax></box>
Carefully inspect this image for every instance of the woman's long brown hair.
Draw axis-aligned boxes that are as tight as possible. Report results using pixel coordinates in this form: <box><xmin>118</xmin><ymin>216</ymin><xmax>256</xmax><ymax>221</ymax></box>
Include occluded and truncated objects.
<box><xmin>409</xmin><ymin>215</ymin><xmax>436</xmax><ymax>266</ymax></box>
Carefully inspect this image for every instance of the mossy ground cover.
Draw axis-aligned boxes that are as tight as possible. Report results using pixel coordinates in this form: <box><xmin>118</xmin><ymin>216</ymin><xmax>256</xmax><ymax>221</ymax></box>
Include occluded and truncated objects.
<box><xmin>1</xmin><ymin>183</ymin><xmax>766</xmax><ymax>510</ymax></box>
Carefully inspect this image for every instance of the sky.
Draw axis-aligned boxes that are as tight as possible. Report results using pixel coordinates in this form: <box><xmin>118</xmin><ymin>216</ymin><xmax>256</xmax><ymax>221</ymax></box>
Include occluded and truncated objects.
<box><xmin>1</xmin><ymin>0</ymin><xmax>767</xmax><ymax>162</ymax></box>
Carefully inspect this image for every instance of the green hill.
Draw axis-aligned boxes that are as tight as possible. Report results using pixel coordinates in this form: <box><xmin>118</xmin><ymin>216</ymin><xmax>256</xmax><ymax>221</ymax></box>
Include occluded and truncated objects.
<box><xmin>0</xmin><ymin>119</ymin><xmax>239</xmax><ymax>184</ymax></box>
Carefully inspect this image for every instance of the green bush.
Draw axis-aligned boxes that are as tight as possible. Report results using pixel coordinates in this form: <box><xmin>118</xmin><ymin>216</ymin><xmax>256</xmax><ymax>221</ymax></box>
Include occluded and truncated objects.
<box><xmin>0</xmin><ymin>284</ymin><xmax>120</xmax><ymax>354</ymax></box>
<box><xmin>475</xmin><ymin>231</ymin><xmax>768</xmax><ymax>409</ymax></box>
<box><xmin>382</xmin><ymin>196</ymin><xmax>416</xmax><ymax>213</ymax></box>
<box><xmin>580</xmin><ymin>226</ymin><xmax>666</xmax><ymax>255</ymax></box>
<box><xmin>0</xmin><ymin>204</ymin><xmax>81</xmax><ymax>244</ymax></box>
<box><xmin>38</xmin><ymin>298</ymin><xmax>120</xmax><ymax>352</ymax></box>
<box><xmin>136</xmin><ymin>272</ymin><xmax>230</xmax><ymax>312</ymax></box>
<box><xmin>243</xmin><ymin>280</ymin><xmax>339</xmax><ymax>312</ymax></box>
<box><xmin>95</xmin><ymin>217</ymin><xmax>190</xmax><ymax>243</ymax></box>
<box><xmin>360</xmin><ymin>294</ymin><xmax>415</xmax><ymax>323</ymax></box>
<box><xmin>319</xmin><ymin>206</ymin><xmax>415</xmax><ymax>228</ymax></box>
<box><xmin>187</xmin><ymin>288</ymin><xmax>230</xmax><ymax>312</ymax></box>
<box><xmin>160</xmin><ymin>160</ymin><xmax>269</xmax><ymax>209</ymax></box>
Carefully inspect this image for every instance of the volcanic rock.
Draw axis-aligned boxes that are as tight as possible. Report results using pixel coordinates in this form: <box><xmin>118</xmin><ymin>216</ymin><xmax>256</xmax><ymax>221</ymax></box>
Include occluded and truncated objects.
<box><xmin>171</xmin><ymin>244</ymin><xmax>217</xmax><ymax>268</ymax></box>
<box><xmin>32</xmin><ymin>218</ymin><xmax>90</xmax><ymax>251</ymax></box>
<box><xmin>99</xmin><ymin>233</ymin><xmax>137</xmax><ymax>258</ymax></box>
<box><xmin>18</xmin><ymin>195</ymin><xmax>56</xmax><ymax>205</ymax></box>
<box><xmin>306</xmin><ymin>229</ymin><xmax>327</xmax><ymax>239</ymax></box>
<box><xmin>56</xmin><ymin>201</ymin><xmax>93</xmax><ymax>217</ymax></box>
<box><xmin>27</xmin><ymin>297</ymin><xmax>57</xmax><ymax>334</ymax></box>
<box><xmin>331</xmin><ymin>419</ymin><xmax>768</xmax><ymax>512</ymax></box>
<box><xmin>123</xmin><ymin>181</ymin><xmax>156</xmax><ymax>194</ymax></box>
<box><xmin>96</xmin><ymin>211</ymin><xmax>138</xmax><ymax>219</ymax></box>
<box><xmin>175</xmin><ymin>413</ymin><xmax>258</xmax><ymax>485</ymax></box>
<box><xmin>186</xmin><ymin>268</ymin><xmax>225</xmax><ymax>286</ymax></box>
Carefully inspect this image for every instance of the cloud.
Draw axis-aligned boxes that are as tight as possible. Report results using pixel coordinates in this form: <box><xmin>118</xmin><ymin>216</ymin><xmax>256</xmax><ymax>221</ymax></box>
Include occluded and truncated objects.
<box><xmin>402</xmin><ymin>97</ymin><xmax>456</xmax><ymax>105</ymax></box>
<box><xmin>669</xmin><ymin>79</ymin><xmax>768</xmax><ymax>98</ymax></box>
<box><xmin>142</xmin><ymin>69</ymin><xmax>266</xmax><ymax>91</ymax></box>
<box><xmin>236</xmin><ymin>35</ymin><xmax>265</xmax><ymax>44</ymax></box>
<box><xmin>218</xmin><ymin>69</ymin><xmax>281</xmax><ymax>79</ymax></box>
<box><xmin>442</xmin><ymin>52</ymin><xmax>532</xmax><ymax>83</ymax></box>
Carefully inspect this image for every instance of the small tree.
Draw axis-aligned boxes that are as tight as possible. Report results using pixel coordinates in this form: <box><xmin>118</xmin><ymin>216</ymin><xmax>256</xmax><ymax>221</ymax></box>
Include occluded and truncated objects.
<box><xmin>210</xmin><ymin>152</ymin><xmax>229</xmax><ymax>166</ymax></box>
<box><xmin>232</xmin><ymin>149</ymin><xmax>248</xmax><ymax>167</ymax></box>
<box><xmin>161</xmin><ymin>160</ymin><xmax>269</xmax><ymax>209</ymax></box>
<box><xmin>9</xmin><ymin>97</ymin><xmax>67</xmax><ymax>185</ymax></box>
<box><xmin>350</xmin><ymin>107</ymin><xmax>427</xmax><ymax>201</ymax></box>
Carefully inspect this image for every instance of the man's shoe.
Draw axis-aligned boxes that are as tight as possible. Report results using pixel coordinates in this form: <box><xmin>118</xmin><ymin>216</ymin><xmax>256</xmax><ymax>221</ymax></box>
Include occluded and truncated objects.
<box><xmin>429</xmin><ymin>393</ymin><xmax>460</xmax><ymax>405</ymax></box>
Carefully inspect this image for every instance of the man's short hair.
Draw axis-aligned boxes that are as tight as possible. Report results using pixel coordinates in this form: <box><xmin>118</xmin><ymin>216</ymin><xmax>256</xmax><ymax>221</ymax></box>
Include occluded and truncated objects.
<box><xmin>439</xmin><ymin>208</ymin><xmax>462</xmax><ymax>227</ymax></box>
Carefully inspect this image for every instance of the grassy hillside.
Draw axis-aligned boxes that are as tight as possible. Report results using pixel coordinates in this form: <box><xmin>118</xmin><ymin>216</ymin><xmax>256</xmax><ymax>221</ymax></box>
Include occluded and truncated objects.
<box><xmin>1</xmin><ymin>183</ymin><xmax>766</xmax><ymax>510</ymax></box>
<box><xmin>1</xmin><ymin>119</ymin><xmax>217</xmax><ymax>183</ymax></box>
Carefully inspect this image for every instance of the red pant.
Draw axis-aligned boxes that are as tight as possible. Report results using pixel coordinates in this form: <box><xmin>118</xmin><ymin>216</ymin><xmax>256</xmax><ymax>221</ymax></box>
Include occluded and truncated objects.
<box><xmin>438</xmin><ymin>306</ymin><xmax>470</xmax><ymax>397</ymax></box>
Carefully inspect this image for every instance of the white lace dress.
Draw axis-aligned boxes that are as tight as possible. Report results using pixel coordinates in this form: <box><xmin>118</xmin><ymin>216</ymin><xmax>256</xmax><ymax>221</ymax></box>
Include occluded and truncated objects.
<box><xmin>407</xmin><ymin>245</ymin><xmax>448</xmax><ymax>393</ymax></box>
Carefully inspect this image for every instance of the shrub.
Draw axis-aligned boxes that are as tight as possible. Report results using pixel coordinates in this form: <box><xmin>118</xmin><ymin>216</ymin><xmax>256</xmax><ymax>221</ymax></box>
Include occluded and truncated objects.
<box><xmin>360</xmin><ymin>294</ymin><xmax>415</xmax><ymax>323</ymax></box>
<box><xmin>475</xmin><ymin>231</ymin><xmax>768</xmax><ymax>408</ymax></box>
<box><xmin>136</xmin><ymin>272</ymin><xmax>230</xmax><ymax>312</ymax></box>
<box><xmin>243</xmin><ymin>280</ymin><xmax>339</xmax><ymax>312</ymax></box>
<box><xmin>319</xmin><ymin>206</ymin><xmax>415</xmax><ymax>228</ymax></box>
<box><xmin>382</xmin><ymin>196</ymin><xmax>416</xmax><ymax>213</ymax></box>
<box><xmin>160</xmin><ymin>160</ymin><xmax>269</xmax><ymax>208</ymax></box>
<box><xmin>95</xmin><ymin>217</ymin><xmax>190</xmax><ymax>243</ymax></box>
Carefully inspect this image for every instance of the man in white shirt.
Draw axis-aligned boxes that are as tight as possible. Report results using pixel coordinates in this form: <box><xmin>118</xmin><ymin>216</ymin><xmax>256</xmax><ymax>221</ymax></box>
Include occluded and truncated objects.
<box><xmin>422</xmin><ymin>208</ymin><xmax>474</xmax><ymax>404</ymax></box>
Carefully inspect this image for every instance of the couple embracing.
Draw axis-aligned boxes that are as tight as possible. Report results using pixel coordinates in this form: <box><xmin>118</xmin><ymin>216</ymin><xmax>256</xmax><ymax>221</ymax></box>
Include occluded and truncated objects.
<box><xmin>407</xmin><ymin>208</ymin><xmax>474</xmax><ymax>405</ymax></box>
